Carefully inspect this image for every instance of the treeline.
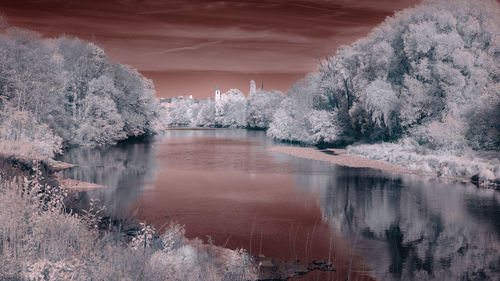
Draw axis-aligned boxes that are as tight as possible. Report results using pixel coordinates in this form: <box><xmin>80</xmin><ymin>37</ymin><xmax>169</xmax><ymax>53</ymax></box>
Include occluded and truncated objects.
<box><xmin>162</xmin><ymin>80</ymin><xmax>285</xmax><ymax>129</ymax></box>
<box><xmin>268</xmin><ymin>0</ymin><xmax>499</xmax><ymax>151</ymax></box>
<box><xmin>0</xmin><ymin>20</ymin><xmax>161</xmax><ymax>158</ymax></box>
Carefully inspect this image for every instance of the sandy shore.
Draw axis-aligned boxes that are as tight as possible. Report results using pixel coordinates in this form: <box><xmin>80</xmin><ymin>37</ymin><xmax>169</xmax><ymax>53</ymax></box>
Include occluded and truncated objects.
<box><xmin>268</xmin><ymin>146</ymin><xmax>410</xmax><ymax>175</ymax></box>
<box><xmin>268</xmin><ymin>146</ymin><xmax>500</xmax><ymax>188</ymax></box>
<box><xmin>46</xmin><ymin>159</ymin><xmax>76</xmax><ymax>172</ymax></box>
<box><xmin>55</xmin><ymin>176</ymin><xmax>106</xmax><ymax>192</ymax></box>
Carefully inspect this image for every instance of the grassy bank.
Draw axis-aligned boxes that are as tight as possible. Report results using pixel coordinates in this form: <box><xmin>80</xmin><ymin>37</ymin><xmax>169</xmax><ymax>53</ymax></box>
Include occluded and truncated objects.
<box><xmin>347</xmin><ymin>141</ymin><xmax>500</xmax><ymax>187</ymax></box>
<box><xmin>268</xmin><ymin>144</ymin><xmax>500</xmax><ymax>188</ymax></box>
<box><xmin>0</xmin><ymin>160</ymin><xmax>256</xmax><ymax>281</ymax></box>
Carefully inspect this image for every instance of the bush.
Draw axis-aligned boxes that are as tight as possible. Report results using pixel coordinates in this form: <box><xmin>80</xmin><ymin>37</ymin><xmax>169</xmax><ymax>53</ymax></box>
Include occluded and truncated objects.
<box><xmin>347</xmin><ymin>139</ymin><xmax>500</xmax><ymax>181</ymax></box>
<box><xmin>0</xmin><ymin>105</ymin><xmax>62</xmax><ymax>158</ymax></box>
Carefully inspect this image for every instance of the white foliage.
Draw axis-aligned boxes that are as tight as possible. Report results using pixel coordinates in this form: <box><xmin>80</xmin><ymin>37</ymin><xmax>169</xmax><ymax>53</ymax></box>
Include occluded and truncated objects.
<box><xmin>195</xmin><ymin>99</ymin><xmax>216</xmax><ymax>127</ymax></box>
<box><xmin>268</xmin><ymin>0</ymin><xmax>500</xmax><ymax>152</ymax></box>
<box><xmin>0</xmin><ymin>31</ymin><xmax>161</xmax><ymax>149</ymax></box>
<box><xmin>74</xmin><ymin>93</ymin><xmax>125</xmax><ymax>145</ymax></box>
<box><xmin>268</xmin><ymin>73</ymin><xmax>340</xmax><ymax>144</ymax></box>
<box><xmin>215</xmin><ymin>89</ymin><xmax>247</xmax><ymax>128</ymax></box>
<box><xmin>0</xmin><ymin>105</ymin><xmax>62</xmax><ymax>158</ymax></box>
<box><xmin>160</xmin><ymin>222</ymin><xmax>186</xmax><ymax>253</ymax></box>
<box><xmin>362</xmin><ymin>79</ymin><xmax>398</xmax><ymax>127</ymax></box>
<box><xmin>247</xmin><ymin>89</ymin><xmax>284</xmax><ymax>129</ymax></box>
<box><xmin>308</xmin><ymin>110</ymin><xmax>340</xmax><ymax>144</ymax></box>
<box><xmin>24</xmin><ymin>259</ymin><xmax>75</xmax><ymax>281</ymax></box>
<box><xmin>348</xmin><ymin>139</ymin><xmax>500</xmax><ymax>181</ymax></box>
<box><xmin>165</xmin><ymin>98</ymin><xmax>195</xmax><ymax>126</ymax></box>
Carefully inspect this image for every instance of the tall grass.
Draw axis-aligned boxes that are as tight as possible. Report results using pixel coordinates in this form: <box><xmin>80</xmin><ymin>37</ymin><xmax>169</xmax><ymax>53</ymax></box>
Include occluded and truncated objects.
<box><xmin>0</xmin><ymin>165</ymin><xmax>256</xmax><ymax>281</ymax></box>
<box><xmin>347</xmin><ymin>139</ymin><xmax>500</xmax><ymax>183</ymax></box>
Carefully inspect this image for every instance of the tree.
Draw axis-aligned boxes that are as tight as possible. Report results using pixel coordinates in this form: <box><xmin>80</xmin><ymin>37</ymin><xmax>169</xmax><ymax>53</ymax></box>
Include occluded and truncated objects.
<box><xmin>107</xmin><ymin>64</ymin><xmax>160</xmax><ymax>137</ymax></box>
<box><xmin>165</xmin><ymin>97</ymin><xmax>194</xmax><ymax>126</ymax></box>
<box><xmin>268</xmin><ymin>74</ymin><xmax>329</xmax><ymax>144</ymax></box>
<box><xmin>247</xmin><ymin>89</ymin><xmax>284</xmax><ymax>129</ymax></box>
<box><xmin>308</xmin><ymin>110</ymin><xmax>340</xmax><ymax>144</ymax></box>
<box><xmin>215</xmin><ymin>89</ymin><xmax>247</xmax><ymax>128</ymax></box>
<box><xmin>195</xmin><ymin>99</ymin><xmax>215</xmax><ymax>127</ymax></box>
<box><xmin>269</xmin><ymin>0</ymin><xmax>500</xmax><ymax>151</ymax></box>
<box><xmin>360</xmin><ymin>79</ymin><xmax>399</xmax><ymax>133</ymax></box>
<box><xmin>0</xmin><ymin>27</ymin><xmax>162</xmax><ymax>149</ymax></box>
<box><xmin>74</xmin><ymin>93</ymin><xmax>125</xmax><ymax>145</ymax></box>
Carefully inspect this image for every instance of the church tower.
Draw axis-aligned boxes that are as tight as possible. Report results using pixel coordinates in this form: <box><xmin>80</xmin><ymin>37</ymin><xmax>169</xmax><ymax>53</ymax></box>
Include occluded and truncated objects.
<box><xmin>215</xmin><ymin>86</ymin><xmax>221</xmax><ymax>101</ymax></box>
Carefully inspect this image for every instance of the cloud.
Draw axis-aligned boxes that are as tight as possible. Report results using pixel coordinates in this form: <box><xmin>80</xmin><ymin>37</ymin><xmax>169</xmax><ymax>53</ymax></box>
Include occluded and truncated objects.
<box><xmin>144</xmin><ymin>40</ymin><xmax>225</xmax><ymax>55</ymax></box>
<box><xmin>1</xmin><ymin>0</ymin><xmax>420</xmax><ymax>73</ymax></box>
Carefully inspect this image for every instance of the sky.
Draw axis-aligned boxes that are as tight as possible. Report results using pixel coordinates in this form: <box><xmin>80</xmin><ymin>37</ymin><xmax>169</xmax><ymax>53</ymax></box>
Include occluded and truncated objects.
<box><xmin>1</xmin><ymin>0</ymin><xmax>421</xmax><ymax>98</ymax></box>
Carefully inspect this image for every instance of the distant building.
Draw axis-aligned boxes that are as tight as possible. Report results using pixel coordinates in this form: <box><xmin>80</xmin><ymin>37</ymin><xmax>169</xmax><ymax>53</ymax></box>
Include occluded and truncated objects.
<box><xmin>215</xmin><ymin>86</ymin><xmax>221</xmax><ymax>101</ymax></box>
<box><xmin>159</xmin><ymin>98</ymin><xmax>172</xmax><ymax>103</ymax></box>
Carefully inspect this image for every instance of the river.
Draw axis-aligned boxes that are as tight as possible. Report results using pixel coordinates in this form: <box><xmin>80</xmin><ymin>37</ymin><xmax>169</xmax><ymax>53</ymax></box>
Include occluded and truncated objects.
<box><xmin>57</xmin><ymin>129</ymin><xmax>500</xmax><ymax>280</ymax></box>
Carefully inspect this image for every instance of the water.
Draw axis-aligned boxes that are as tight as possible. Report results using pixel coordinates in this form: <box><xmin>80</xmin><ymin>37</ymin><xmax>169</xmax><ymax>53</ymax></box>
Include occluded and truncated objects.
<box><xmin>58</xmin><ymin>129</ymin><xmax>500</xmax><ymax>280</ymax></box>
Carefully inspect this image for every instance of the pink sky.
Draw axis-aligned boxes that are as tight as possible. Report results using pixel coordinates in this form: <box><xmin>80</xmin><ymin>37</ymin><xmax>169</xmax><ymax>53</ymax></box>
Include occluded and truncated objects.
<box><xmin>1</xmin><ymin>0</ymin><xmax>421</xmax><ymax>98</ymax></box>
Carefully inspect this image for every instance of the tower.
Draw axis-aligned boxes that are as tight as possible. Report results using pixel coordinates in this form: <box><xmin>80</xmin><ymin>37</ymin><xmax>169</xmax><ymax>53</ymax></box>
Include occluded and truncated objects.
<box><xmin>249</xmin><ymin>80</ymin><xmax>256</xmax><ymax>96</ymax></box>
<box><xmin>215</xmin><ymin>86</ymin><xmax>221</xmax><ymax>101</ymax></box>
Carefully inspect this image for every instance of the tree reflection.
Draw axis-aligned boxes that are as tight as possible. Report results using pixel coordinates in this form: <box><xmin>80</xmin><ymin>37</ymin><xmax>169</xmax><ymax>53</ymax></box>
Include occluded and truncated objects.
<box><xmin>57</xmin><ymin>137</ymin><xmax>159</xmax><ymax>216</ymax></box>
<box><xmin>292</xmin><ymin>163</ymin><xmax>500</xmax><ymax>280</ymax></box>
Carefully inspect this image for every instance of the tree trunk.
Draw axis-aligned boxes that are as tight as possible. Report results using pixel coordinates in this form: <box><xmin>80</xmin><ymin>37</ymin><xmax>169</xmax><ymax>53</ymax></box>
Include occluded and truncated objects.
<box><xmin>343</xmin><ymin>77</ymin><xmax>351</xmax><ymax>115</ymax></box>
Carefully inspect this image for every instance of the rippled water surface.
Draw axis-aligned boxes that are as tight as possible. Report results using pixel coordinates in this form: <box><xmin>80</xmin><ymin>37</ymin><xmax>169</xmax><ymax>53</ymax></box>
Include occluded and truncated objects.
<box><xmin>58</xmin><ymin>129</ymin><xmax>500</xmax><ymax>280</ymax></box>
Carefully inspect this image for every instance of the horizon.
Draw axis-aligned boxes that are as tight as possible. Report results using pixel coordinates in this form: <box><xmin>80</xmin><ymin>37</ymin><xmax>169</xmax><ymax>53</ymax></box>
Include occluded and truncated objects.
<box><xmin>0</xmin><ymin>0</ymin><xmax>421</xmax><ymax>98</ymax></box>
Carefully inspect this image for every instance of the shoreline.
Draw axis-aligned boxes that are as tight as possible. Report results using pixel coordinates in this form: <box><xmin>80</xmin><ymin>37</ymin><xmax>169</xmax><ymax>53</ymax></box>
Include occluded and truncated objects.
<box><xmin>55</xmin><ymin>176</ymin><xmax>106</xmax><ymax>192</ymax></box>
<box><xmin>267</xmin><ymin>146</ymin><xmax>474</xmax><ymax>184</ymax></box>
<box><xmin>268</xmin><ymin>146</ymin><xmax>410</xmax><ymax>174</ymax></box>
<box><xmin>0</xmin><ymin>153</ymin><xmax>105</xmax><ymax>192</ymax></box>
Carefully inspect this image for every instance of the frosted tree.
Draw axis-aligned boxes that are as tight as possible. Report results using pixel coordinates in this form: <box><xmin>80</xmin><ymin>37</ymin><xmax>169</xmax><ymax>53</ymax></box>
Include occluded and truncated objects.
<box><xmin>108</xmin><ymin>64</ymin><xmax>160</xmax><ymax>136</ymax></box>
<box><xmin>246</xmin><ymin>89</ymin><xmax>284</xmax><ymax>129</ymax></box>
<box><xmin>67</xmin><ymin>76</ymin><xmax>126</xmax><ymax>145</ymax></box>
<box><xmin>56</xmin><ymin>38</ymin><xmax>107</xmax><ymax>124</ymax></box>
<box><xmin>359</xmin><ymin>78</ymin><xmax>399</xmax><ymax>138</ymax></box>
<box><xmin>268</xmin><ymin>74</ymin><xmax>333</xmax><ymax>144</ymax></box>
<box><xmin>195</xmin><ymin>99</ymin><xmax>216</xmax><ymax>127</ymax></box>
<box><xmin>215</xmin><ymin>89</ymin><xmax>247</xmax><ymax>128</ymax></box>
<box><xmin>0</xmin><ymin>29</ymin><xmax>65</xmax><ymax>120</ymax></box>
<box><xmin>0</xmin><ymin>25</ymin><xmax>162</xmax><ymax>149</ymax></box>
<box><xmin>269</xmin><ymin>0</ymin><xmax>500</xmax><ymax>150</ymax></box>
<box><xmin>308</xmin><ymin>110</ymin><xmax>340</xmax><ymax>144</ymax></box>
<box><xmin>74</xmin><ymin>93</ymin><xmax>125</xmax><ymax>145</ymax></box>
<box><xmin>165</xmin><ymin>97</ymin><xmax>194</xmax><ymax>126</ymax></box>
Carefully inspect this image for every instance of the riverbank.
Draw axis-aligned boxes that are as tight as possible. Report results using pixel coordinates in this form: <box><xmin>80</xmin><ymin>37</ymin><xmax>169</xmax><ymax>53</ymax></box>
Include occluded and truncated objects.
<box><xmin>0</xmin><ymin>154</ymin><xmax>258</xmax><ymax>280</ymax></box>
<box><xmin>0</xmin><ymin>153</ymin><xmax>107</xmax><ymax>192</ymax></box>
<box><xmin>268</xmin><ymin>145</ymin><xmax>500</xmax><ymax>188</ymax></box>
<box><xmin>268</xmin><ymin>146</ymin><xmax>408</xmax><ymax>174</ymax></box>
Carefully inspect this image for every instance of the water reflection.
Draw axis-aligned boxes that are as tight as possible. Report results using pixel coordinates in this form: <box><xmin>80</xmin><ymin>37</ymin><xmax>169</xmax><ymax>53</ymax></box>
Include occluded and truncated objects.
<box><xmin>291</xmin><ymin>162</ymin><xmax>500</xmax><ymax>280</ymax></box>
<box><xmin>57</xmin><ymin>137</ymin><xmax>160</xmax><ymax>215</ymax></box>
<box><xmin>135</xmin><ymin>129</ymin><xmax>372</xmax><ymax>280</ymax></box>
<box><xmin>58</xmin><ymin>129</ymin><xmax>500</xmax><ymax>280</ymax></box>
